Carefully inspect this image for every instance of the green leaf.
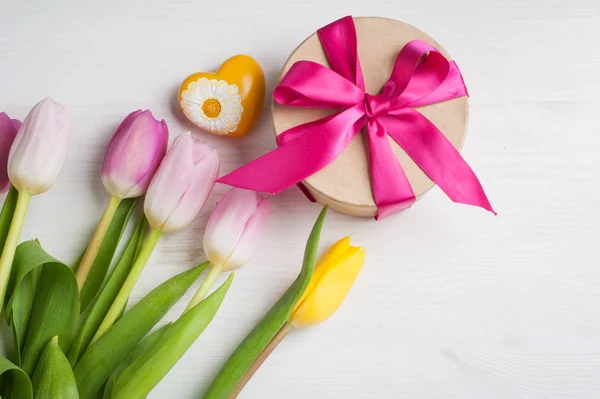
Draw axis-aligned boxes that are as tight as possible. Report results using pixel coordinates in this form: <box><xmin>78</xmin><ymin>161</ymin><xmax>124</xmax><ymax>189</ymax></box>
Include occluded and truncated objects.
<box><xmin>203</xmin><ymin>206</ymin><xmax>327</xmax><ymax>399</ymax></box>
<box><xmin>0</xmin><ymin>355</ymin><xmax>32</xmax><ymax>399</ymax></box>
<box><xmin>31</xmin><ymin>336</ymin><xmax>78</xmax><ymax>399</ymax></box>
<box><xmin>67</xmin><ymin>217</ymin><xmax>146</xmax><ymax>365</ymax></box>
<box><xmin>102</xmin><ymin>374</ymin><xmax>116</xmax><ymax>399</ymax></box>
<box><xmin>111</xmin><ymin>274</ymin><xmax>234</xmax><ymax>399</ymax></box>
<box><xmin>73</xmin><ymin>263</ymin><xmax>208</xmax><ymax>399</ymax></box>
<box><xmin>75</xmin><ymin>198</ymin><xmax>137</xmax><ymax>312</ymax></box>
<box><xmin>7</xmin><ymin>267</ymin><xmax>41</xmax><ymax>366</ymax></box>
<box><xmin>113</xmin><ymin>322</ymin><xmax>171</xmax><ymax>380</ymax></box>
<box><xmin>4</xmin><ymin>241</ymin><xmax>79</xmax><ymax>375</ymax></box>
<box><xmin>0</xmin><ymin>186</ymin><xmax>18</xmax><ymax>258</ymax></box>
<box><xmin>15</xmin><ymin>242</ymin><xmax>80</xmax><ymax>376</ymax></box>
<box><xmin>103</xmin><ymin>322</ymin><xmax>172</xmax><ymax>398</ymax></box>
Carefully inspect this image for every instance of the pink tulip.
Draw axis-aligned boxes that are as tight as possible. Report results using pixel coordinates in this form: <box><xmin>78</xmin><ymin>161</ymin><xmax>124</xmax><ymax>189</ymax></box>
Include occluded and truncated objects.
<box><xmin>0</xmin><ymin>98</ymin><xmax>71</xmax><ymax>307</ymax></box>
<box><xmin>76</xmin><ymin>110</ymin><xmax>168</xmax><ymax>290</ymax></box>
<box><xmin>144</xmin><ymin>132</ymin><xmax>219</xmax><ymax>232</ymax></box>
<box><xmin>8</xmin><ymin>97</ymin><xmax>72</xmax><ymax>195</ymax></box>
<box><xmin>203</xmin><ymin>187</ymin><xmax>271</xmax><ymax>271</ymax></box>
<box><xmin>91</xmin><ymin>132</ymin><xmax>218</xmax><ymax>340</ymax></box>
<box><xmin>0</xmin><ymin>113</ymin><xmax>21</xmax><ymax>194</ymax></box>
<box><xmin>101</xmin><ymin>110</ymin><xmax>168</xmax><ymax>198</ymax></box>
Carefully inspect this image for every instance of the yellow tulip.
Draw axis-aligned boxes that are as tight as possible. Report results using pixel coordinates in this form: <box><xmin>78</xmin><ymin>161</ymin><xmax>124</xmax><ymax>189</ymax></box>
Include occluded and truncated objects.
<box><xmin>289</xmin><ymin>236</ymin><xmax>365</xmax><ymax>329</ymax></box>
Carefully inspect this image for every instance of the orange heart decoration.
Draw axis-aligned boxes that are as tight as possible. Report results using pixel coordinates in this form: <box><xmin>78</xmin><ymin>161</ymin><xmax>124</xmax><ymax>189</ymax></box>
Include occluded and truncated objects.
<box><xmin>178</xmin><ymin>55</ymin><xmax>265</xmax><ymax>137</ymax></box>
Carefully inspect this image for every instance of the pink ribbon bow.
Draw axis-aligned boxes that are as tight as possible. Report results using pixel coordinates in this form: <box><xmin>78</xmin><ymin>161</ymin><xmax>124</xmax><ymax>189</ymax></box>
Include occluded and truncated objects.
<box><xmin>219</xmin><ymin>16</ymin><xmax>494</xmax><ymax>219</ymax></box>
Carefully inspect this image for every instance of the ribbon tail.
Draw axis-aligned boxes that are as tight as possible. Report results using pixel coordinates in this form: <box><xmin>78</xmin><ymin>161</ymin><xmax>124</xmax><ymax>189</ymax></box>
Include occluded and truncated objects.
<box><xmin>217</xmin><ymin>129</ymin><xmax>335</xmax><ymax>194</ymax></box>
<box><xmin>367</xmin><ymin>119</ymin><xmax>415</xmax><ymax>220</ymax></box>
<box><xmin>218</xmin><ymin>106</ymin><xmax>366</xmax><ymax>194</ymax></box>
<box><xmin>383</xmin><ymin>110</ymin><xmax>496</xmax><ymax>214</ymax></box>
<box><xmin>278</xmin><ymin>118</ymin><xmax>332</xmax><ymax>202</ymax></box>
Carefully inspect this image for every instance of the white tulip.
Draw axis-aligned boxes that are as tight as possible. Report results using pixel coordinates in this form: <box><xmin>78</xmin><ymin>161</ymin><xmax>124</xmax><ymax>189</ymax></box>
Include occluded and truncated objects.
<box><xmin>8</xmin><ymin>97</ymin><xmax>72</xmax><ymax>195</ymax></box>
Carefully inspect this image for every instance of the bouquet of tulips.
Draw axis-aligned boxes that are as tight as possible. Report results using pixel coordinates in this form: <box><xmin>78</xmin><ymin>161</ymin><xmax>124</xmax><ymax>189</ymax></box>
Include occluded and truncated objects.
<box><xmin>0</xmin><ymin>98</ymin><xmax>365</xmax><ymax>399</ymax></box>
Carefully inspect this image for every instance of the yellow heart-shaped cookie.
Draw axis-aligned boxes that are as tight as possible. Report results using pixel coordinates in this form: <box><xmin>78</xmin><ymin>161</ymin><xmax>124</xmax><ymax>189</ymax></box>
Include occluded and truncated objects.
<box><xmin>179</xmin><ymin>55</ymin><xmax>265</xmax><ymax>137</ymax></box>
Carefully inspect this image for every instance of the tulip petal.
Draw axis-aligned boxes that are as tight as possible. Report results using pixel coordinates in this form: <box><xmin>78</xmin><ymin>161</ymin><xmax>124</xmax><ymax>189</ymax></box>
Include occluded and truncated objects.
<box><xmin>144</xmin><ymin>132</ymin><xmax>219</xmax><ymax>232</ymax></box>
<box><xmin>293</xmin><ymin>236</ymin><xmax>351</xmax><ymax>312</ymax></box>
<box><xmin>0</xmin><ymin>113</ymin><xmax>20</xmax><ymax>194</ymax></box>
<box><xmin>204</xmin><ymin>189</ymin><xmax>259</xmax><ymax>266</ymax></box>
<box><xmin>290</xmin><ymin>244</ymin><xmax>365</xmax><ymax>329</ymax></box>
<box><xmin>203</xmin><ymin>188</ymin><xmax>267</xmax><ymax>269</ymax></box>
<box><xmin>144</xmin><ymin>133</ymin><xmax>194</xmax><ymax>228</ymax></box>
<box><xmin>101</xmin><ymin>110</ymin><xmax>168</xmax><ymax>198</ymax></box>
<box><xmin>221</xmin><ymin>196</ymin><xmax>272</xmax><ymax>271</ymax></box>
<box><xmin>161</xmin><ymin>142</ymin><xmax>219</xmax><ymax>232</ymax></box>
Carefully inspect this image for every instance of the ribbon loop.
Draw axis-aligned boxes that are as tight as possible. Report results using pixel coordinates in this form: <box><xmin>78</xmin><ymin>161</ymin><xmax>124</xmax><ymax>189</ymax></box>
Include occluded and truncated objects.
<box><xmin>274</xmin><ymin>61</ymin><xmax>364</xmax><ymax>108</ymax></box>
<box><xmin>218</xmin><ymin>16</ymin><xmax>494</xmax><ymax>218</ymax></box>
<box><xmin>317</xmin><ymin>15</ymin><xmax>365</xmax><ymax>90</ymax></box>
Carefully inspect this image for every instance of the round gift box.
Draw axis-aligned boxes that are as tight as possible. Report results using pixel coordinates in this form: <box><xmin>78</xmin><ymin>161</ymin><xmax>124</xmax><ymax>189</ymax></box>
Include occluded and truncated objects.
<box><xmin>272</xmin><ymin>17</ymin><xmax>469</xmax><ymax>217</ymax></box>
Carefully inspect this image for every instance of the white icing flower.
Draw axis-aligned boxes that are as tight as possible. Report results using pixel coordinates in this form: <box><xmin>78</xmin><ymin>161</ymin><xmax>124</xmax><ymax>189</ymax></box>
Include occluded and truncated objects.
<box><xmin>181</xmin><ymin>78</ymin><xmax>244</xmax><ymax>135</ymax></box>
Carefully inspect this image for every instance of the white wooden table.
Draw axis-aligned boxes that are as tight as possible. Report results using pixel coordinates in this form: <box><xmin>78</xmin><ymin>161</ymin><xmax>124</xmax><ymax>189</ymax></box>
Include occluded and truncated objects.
<box><xmin>2</xmin><ymin>0</ymin><xmax>600</xmax><ymax>398</ymax></box>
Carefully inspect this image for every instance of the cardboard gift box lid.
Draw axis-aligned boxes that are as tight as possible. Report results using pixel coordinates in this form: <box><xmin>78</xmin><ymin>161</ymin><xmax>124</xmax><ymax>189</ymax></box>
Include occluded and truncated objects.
<box><xmin>272</xmin><ymin>17</ymin><xmax>469</xmax><ymax>217</ymax></box>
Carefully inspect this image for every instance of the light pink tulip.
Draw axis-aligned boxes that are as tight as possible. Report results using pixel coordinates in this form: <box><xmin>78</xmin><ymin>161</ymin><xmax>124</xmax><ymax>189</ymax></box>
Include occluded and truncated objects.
<box><xmin>0</xmin><ymin>113</ymin><xmax>21</xmax><ymax>194</ymax></box>
<box><xmin>101</xmin><ymin>110</ymin><xmax>168</xmax><ymax>198</ymax></box>
<box><xmin>144</xmin><ymin>132</ymin><xmax>219</xmax><ymax>232</ymax></box>
<box><xmin>8</xmin><ymin>98</ymin><xmax>72</xmax><ymax>194</ymax></box>
<box><xmin>203</xmin><ymin>187</ymin><xmax>271</xmax><ymax>271</ymax></box>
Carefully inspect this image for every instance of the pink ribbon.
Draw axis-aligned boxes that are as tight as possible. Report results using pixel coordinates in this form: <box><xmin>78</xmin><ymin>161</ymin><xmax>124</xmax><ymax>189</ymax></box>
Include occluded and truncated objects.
<box><xmin>219</xmin><ymin>16</ymin><xmax>495</xmax><ymax>219</ymax></box>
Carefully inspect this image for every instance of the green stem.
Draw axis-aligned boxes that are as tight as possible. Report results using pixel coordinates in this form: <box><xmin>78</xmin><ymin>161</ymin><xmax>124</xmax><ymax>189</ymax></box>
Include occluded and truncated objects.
<box><xmin>183</xmin><ymin>264</ymin><xmax>222</xmax><ymax>314</ymax></box>
<box><xmin>75</xmin><ymin>195</ymin><xmax>121</xmax><ymax>291</ymax></box>
<box><xmin>227</xmin><ymin>322</ymin><xmax>293</xmax><ymax>399</ymax></box>
<box><xmin>90</xmin><ymin>227</ymin><xmax>161</xmax><ymax>344</ymax></box>
<box><xmin>0</xmin><ymin>190</ymin><xmax>32</xmax><ymax>307</ymax></box>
